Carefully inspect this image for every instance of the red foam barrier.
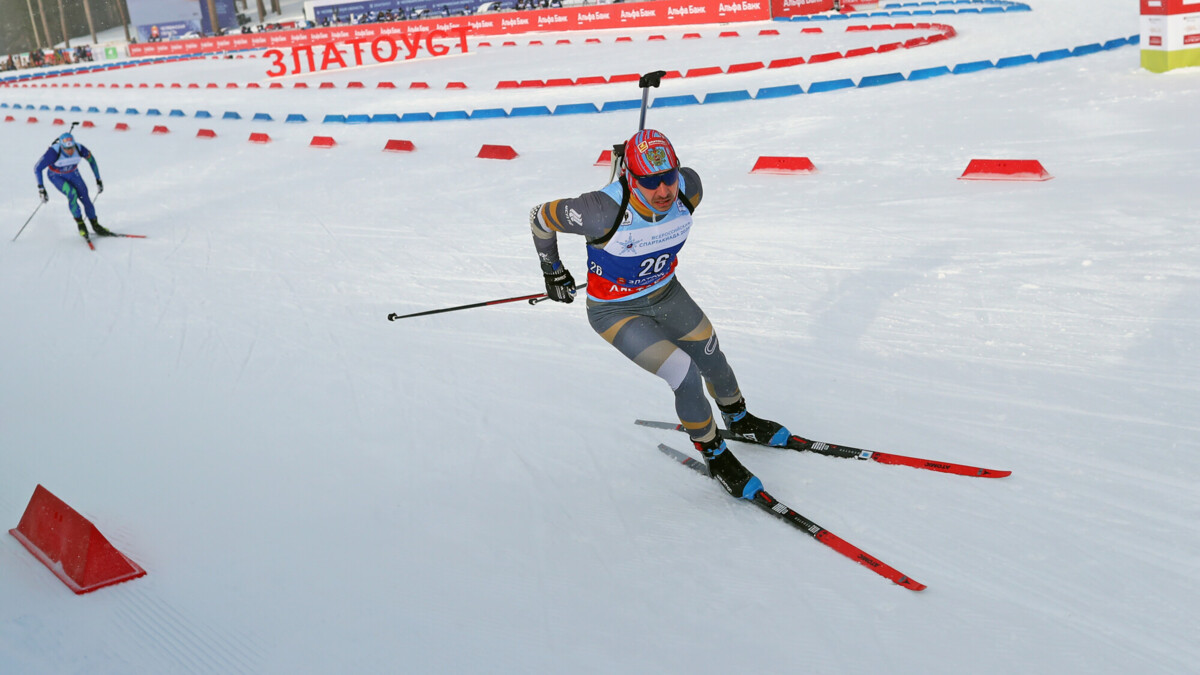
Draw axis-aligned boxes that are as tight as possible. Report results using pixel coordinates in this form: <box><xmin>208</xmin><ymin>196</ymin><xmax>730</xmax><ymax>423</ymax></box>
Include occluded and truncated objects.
<box><xmin>246</xmin><ymin>83</ymin><xmax>260</xmax><ymax>88</ymax></box>
<box><xmin>846</xmin><ymin>46</ymin><xmax>877</xmax><ymax>57</ymax></box>
<box><xmin>649</xmin><ymin>35</ymin><xmax>667</xmax><ymax>40</ymax></box>
<box><xmin>377</xmin><ymin>81</ymin><xmax>396</xmax><ymax>88</ymax></box>
<box><xmin>750</xmin><ymin>156</ymin><xmax>817</xmax><ymax>174</ymax></box>
<box><xmin>727</xmin><ymin>61</ymin><xmax>764</xmax><ymax>73</ymax></box>
<box><xmin>545</xmin><ymin>78</ymin><xmax>575</xmax><ymax>87</ymax></box>
<box><xmin>685</xmin><ymin>66</ymin><xmax>724</xmax><ymax>78</ymax></box>
<box><xmin>319</xmin><ymin>82</ymin><xmax>335</xmax><ymax>89</ymax></box>
<box><xmin>53</xmin><ymin>118</ymin><xmax>65</xmax><ymax>125</ymax></box>
<box><xmin>759</xmin><ymin>29</ymin><xmax>780</xmax><ymax>35</ymax></box>
<box><xmin>446</xmin><ymin>82</ymin><xmax>468</xmax><ymax>89</ymax></box>
<box><xmin>478</xmin><ymin>144</ymin><xmax>518</xmax><ymax>160</ymax></box>
<box><xmin>576</xmin><ymin>76</ymin><xmax>608</xmax><ymax>85</ymax></box>
<box><xmin>877</xmin><ymin>42</ymin><xmax>902</xmax><ymax>53</ymax></box>
<box><xmin>26</xmin><ymin>116</ymin><xmax>38</xmax><ymax>123</ymax></box>
<box><xmin>529</xmin><ymin>40</ymin><xmax>543</xmax><ymax>45</ymax></box>
<box><xmin>4</xmin><ymin>115</ymin><xmax>13</xmax><ymax>122</ymax></box>
<box><xmin>196</xmin><ymin>129</ymin><xmax>216</xmax><ymax>138</ymax></box>
<box><xmin>497</xmin><ymin>80</ymin><xmax>520</xmax><ymax>89</ymax></box>
<box><xmin>384</xmin><ymin>139</ymin><xmax>416</xmax><ymax>153</ymax></box>
<box><xmin>310</xmin><ymin>136</ymin><xmax>336</xmax><ymax>148</ymax></box>
<box><xmin>82</xmin><ymin>120</ymin><xmax>95</xmax><ymax>128</ymax></box>
<box><xmin>683</xmin><ymin>32</ymin><xmax>702</xmax><ymax>39</ymax></box>
<box><xmin>410</xmin><ymin>81</ymin><xmax>430</xmax><ymax>89</ymax></box>
<box><xmin>959</xmin><ymin>159</ymin><xmax>1052</xmax><ymax>181</ymax></box>
<box><xmin>801</xmin><ymin>27</ymin><xmax>823</xmax><ymax>33</ymax></box>
<box><xmin>519</xmin><ymin>79</ymin><xmax>545</xmax><ymax>88</ymax></box>
<box><xmin>347</xmin><ymin>81</ymin><xmax>364</xmax><ymax>88</ymax></box>
<box><xmin>616</xmin><ymin>36</ymin><xmax>633</xmax><ymax>42</ymax></box>
<box><xmin>609</xmin><ymin>73</ymin><xmax>640</xmax><ymax>83</ymax></box>
<box><xmin>595</xmin><ymin>149</ymin><xmax>612</xmax><ymax>166</ymax></box>
<box><xmin>226</xmin><ymin>82</ymin><xmax>238</xmax><ymax>88</ymax></box>
<box><xmin>769</xmin><ymin>56</ymin><xmax>807</xmax><ymax>68</ymax></box>
<box><xmin>206</xmin><ymin>82</ymin><xmax>218</xmax><ymax>88</ymax></box>
<box><xmin>556</xmin><ymin>39</ymin><xmax>571</xmax><ymax>44</ymax></box>
<box><xmin>152</xmin><ymin>125</ymin><xmax>169</xmax><ymax>134</ymax></box>
<box><xmin>809</xmin><ymin>52</ymin><xmax>843</xmax><ymax>63</ymax></box>
<box><xmin>9</xmin><ymin>485</ymin><xmax>146</xmax><ymax>594</ymax></box>
<box><xmin>249</xmin><ymin>132</ymin><xmax>271</xmax><ymax>144</ymax></box>
<box><xmin>269</xmin><ymin>82</ymin><xmax>283</xmax><ymax>88</ymax></box>
<box><xmin>114</xmin><ymin>122</ymin><xmax>129</xmax><ymax>131</ymax></box>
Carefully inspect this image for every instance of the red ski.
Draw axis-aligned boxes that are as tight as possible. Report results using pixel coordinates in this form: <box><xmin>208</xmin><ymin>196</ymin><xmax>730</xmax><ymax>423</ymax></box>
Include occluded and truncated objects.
<box><xmin>636</xmin><ymin>419</ymin><xmax>1011</xmax><ymax>478</ymax></box>
<box><xmin>656</xmin><ymin>443</ymin><xmax>926</xmax><ymax>591</ymax></box>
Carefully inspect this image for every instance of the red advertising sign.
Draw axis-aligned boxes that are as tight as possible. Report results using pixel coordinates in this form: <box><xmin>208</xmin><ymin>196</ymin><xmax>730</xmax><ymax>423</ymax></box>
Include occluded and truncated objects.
<box><xmin>129</xmin><ymin>0</ymin><xmax>772</xmax><ymax>58</ymax></box>
<box><xmin>1140</xmin><ymin>0</ymin><xmax>1200</xmax><ymax>15</ymax></box>
<box><xmin>770</xmin><ymin>0</ymin><xmax>835</xmax><ymax>19</ymax></box>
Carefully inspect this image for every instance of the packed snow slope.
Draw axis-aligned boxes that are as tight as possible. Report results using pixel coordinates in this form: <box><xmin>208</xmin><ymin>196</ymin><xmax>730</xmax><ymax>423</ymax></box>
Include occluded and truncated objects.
<box><xmin>2</xmin><ymin>1</ymin><xmax>1198</xmax><ymax>672</ymax></box>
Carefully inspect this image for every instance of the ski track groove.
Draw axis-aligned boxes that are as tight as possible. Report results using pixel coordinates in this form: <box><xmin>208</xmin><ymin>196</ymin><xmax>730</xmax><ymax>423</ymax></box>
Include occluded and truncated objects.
<box><xmin>113</xmin><ymin>585</ymin><xmax>262</xmax><ymax>674</ymax></box>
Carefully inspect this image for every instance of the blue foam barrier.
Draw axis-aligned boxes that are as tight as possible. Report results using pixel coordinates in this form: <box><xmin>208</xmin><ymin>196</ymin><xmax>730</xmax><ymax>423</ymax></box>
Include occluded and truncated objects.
<box><xmin>195</xmin><ymin>110</ymin><xmax>211</xmax><ymax>118</ymax></box>
<box><xmin>169</xmin><ymin>109</ymin><xmax>185</xmax><ymax>117</ymax></box>
<box><xmin>370</xmin><ymin>113</ymin><xmax>401</xmax><ymax>122</ymax></box>
<box><xmin>54</xmin><ymin>105</ymin><xmax>65</xmax><ymax>111</ymax></box>
<box><xmin>652</xmin><ymin>95</ymin><xmax>700</xmax><ymax>108</ymax></box>
<box><xmin>952</xmin><ymin>60</ymin><xmax>994</xmax><ymax>74</ymax></box>
<box><xmin>87</xmin><ymin>106</ymin><xmax>100</xmax><ymax>113</ymax></box>
<box><xmin>433</xmin><ymin>110</ymin><xmax>470</xmax><ymax>120</ymax></box>
<box><xmin>252</xmin><ymin>113</ymin><xmax>272</xmax><ymax>121</ymax></box>
<box><xmin>1036</xmin><ymin>49</ymin><xmax>1071</xmax><ymax>62</ymax></box>
<box><xmin>470</xmin><ymin>108</ymin><xmax>508</xmax><ymax>119</ymax></box>
<box><xmin>69</xmin><ymin>106</ymin><xmax>81</xmax><ymax>112</ymax></box>
<box><xmin>125</xmin><ymin>108</ymin><xmax>139</xmax><ymax>115</ymax></box>
<box><xmin>322</xmin><ymin>114</ymin><xmax>346</xmax><ymax>123</ymax></box>
<box><xmin>702</xmin><ymin>90</ymin><xmax>752</xmax><ymax>104</ymax></box>
<box><xmin>146</xmin><ymin>108</ymin><xmax>161</xmax><ymax>116</ymax></box>
<box><xmin>996</xmin><ymin>54</ymin><xmax>1035</xmax><ymax>68</ymax></box>
<box><xmin>285</xmin><ymin>113</ymin><xmax>307</xmax><ymax>123</ymax></box>
<box><xmin>1102</xmin><ymin>38</ymin><xmax>1129</xmax><ymax>50</ymax></box>
<box><xmin>1072</xmin><ymin>43</ymin><xmax>1103</xmax><ymax>57</ymax></box>
<box><xmin>553</xmin><ymin>103</ymin><xmax>600</xmax><ymax>115</ymax></box>
<box><xmin>858</xmin><ymin>73</ymin><xmax>905</xmax><ymax>88</ymax></box>
<box><xmin>222</xmin><ymin>111</ymin><xmax>241</xmax><ymax>120</ymax></box>
<box><xmin>909</xmin><ymin>66</ymin><xmax>951</xmax><ymax>80</ymax></box>
<box><xmin>807</xmin><ymin>78</ymin><xmax>856</xmax><ymax>93</ymax></box>
<box><xmin>600</xmin><ymin>99</ymin><xmax>641</xmax><ymax>112</ymax></box>
<box><xmin>510</xmin><ymin>106</ymin><xmax>552</xmax><ymax>117</ymax></box>
<box><xmin>400</xmin><ymin>112</ymin><xmax>433</xmax><ymax>122</ymax></box>
<box><xmin>755</xmin><ymin>84</ymin><xmax>804</xmax><ymax>99</ymax></box>
<box><xmin>346</xmin><ymin>114</ymin><xmax>372</xmax><ymax>123</ymax></box>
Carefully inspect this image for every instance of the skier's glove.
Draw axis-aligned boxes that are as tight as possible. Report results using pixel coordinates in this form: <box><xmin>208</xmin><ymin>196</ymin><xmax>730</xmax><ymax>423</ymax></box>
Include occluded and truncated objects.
<box><xmin>96</xmin><ymin>179</ymin><xmax>104</xmax><ymax>194</ymax></box>
<box><xmin>542</xmin><ymin>262</ymin><xmax>576</xmax><ymax>304</ymax></box>
<box><xmin>38</xmin><ymin>186</ymin><xmax>48</xmax><ymax>203</ymax></box>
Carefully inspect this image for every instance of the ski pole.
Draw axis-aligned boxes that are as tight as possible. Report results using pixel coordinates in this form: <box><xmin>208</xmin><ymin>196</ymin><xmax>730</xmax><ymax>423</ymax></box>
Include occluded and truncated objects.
<box><xmin>610</xmin><ymin>71</ymin><xmax>668</xmax><ymax>183</ymax></box>
<box><xmin>637</xmin><ymin>70</ymin><xmax>667</xmax><ymax>132</ymax></box>
<box><xmin>12</xmin><ymin>201</ymin><xmax>45</xmax><ymax>242</ymax></box>
<box><xmin>387</xmin><ymin>284</ymin><xmax>587</xmax><ymax>321</ymax></box>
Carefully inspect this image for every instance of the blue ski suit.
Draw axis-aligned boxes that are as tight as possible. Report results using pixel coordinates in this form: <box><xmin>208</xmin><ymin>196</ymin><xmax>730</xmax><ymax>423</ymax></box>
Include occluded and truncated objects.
<box><xmin>34</xmin><ymin>139</ymin><xmax>101</xmax><ymax>221</ymax></box>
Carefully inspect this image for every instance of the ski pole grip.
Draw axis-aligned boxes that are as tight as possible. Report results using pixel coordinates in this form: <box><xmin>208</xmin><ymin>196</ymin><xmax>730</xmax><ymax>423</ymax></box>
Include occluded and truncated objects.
<box><xmin>639</xmin><ymin>71</ymin><xmax>667</xmax><ymax>89</ymax></box>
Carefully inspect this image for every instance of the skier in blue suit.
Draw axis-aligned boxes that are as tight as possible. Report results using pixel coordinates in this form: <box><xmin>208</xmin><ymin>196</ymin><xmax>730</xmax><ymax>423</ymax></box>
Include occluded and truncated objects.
<box><xmin>34</xmin><ymin>132</ymin><xmax>112</xmax><ymax>238</ymax></box>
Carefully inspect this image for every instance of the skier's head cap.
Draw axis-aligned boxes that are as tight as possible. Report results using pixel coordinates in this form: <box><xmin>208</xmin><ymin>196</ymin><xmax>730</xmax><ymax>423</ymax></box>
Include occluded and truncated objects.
<box><xmin>58</xmin><ymin>133</ymin><xmax>75</xmax><ymax>148</ymax></box>
<box><xmin>624</xmin><ymin>129</ymin><xmax>678</xmax><ymax>177</ymax></box>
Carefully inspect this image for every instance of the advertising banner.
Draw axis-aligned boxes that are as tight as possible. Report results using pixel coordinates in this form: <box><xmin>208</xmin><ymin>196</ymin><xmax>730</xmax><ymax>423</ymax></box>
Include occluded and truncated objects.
<box><xmin>127</xmin><ymin>0</ymin><xmax>204</xmax><ymax>42</ymax></box>
<box><xmin>769</xmin><ymin>0</ymin><xmax>834</xmax><ymax>19</ymax></box>
<box><xmin>1141</xmin><ymin>0</ymin><xmax>1200</xmax><ymax>71</ymax></box>
<box><xmin>129</xmin><ymin>0</ymin><xmax>771</xmax><ymax>57</ymax></box>
<box><xmin>199</xmin><ymin>0</ymin><xmax>242</xmax><ymax>35</ymax></box>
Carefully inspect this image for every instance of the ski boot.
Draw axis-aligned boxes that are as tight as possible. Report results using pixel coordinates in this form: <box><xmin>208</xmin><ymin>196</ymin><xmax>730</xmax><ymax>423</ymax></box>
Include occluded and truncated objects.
<box><xmin>719</xmin><ymin>398</ymin><xmax>791</xmax><ymax>447</ymax></box>
<box><xmin>75</xmin><ymin>217</ymin><xmax>90</xmax><ymax>240</ymax></box>
<box><xmin>693</xmin><ymin>437</ymin><xmax>762</xmax><ymax>500</ymax></box>
<box><xmin>89</xmin><ymin>218</ymin><xmax>113</xmax><ymax>237</ymax></box>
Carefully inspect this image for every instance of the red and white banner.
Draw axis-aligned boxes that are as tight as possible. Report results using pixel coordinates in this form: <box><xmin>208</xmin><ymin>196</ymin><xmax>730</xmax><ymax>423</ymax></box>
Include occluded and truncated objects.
<box><xmin>129</xmin><ymin>0</ymin><xmax>772</xmax><ymax>58</ymax></box>
<box><xmin>769</xmin><ymin>0</ymin><xmax>834</xmax><ymax>19</ymax></box>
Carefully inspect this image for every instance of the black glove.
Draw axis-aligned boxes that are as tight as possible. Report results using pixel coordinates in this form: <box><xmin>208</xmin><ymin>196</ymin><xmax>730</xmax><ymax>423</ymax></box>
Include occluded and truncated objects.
<box><xmin>542</xmin><ymin>262</ymin><xmax>576</xmax><ymax>303</ymax></box>
<box><xmin>96</xmin><ymin>179</ymin><xmax>104</xmax><ymax>194</ymax></box>
<box><xmin>38</xmin><ymin>186</ymin><xmax>48</xmax><ymax>202</ymax></box>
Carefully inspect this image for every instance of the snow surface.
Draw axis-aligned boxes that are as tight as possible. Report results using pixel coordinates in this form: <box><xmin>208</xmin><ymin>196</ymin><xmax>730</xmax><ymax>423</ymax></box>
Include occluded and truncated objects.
<box><xmin>3</xmin><ymin>1</ymin><xmax>1199</xmax><ymax>672</ymax></box>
